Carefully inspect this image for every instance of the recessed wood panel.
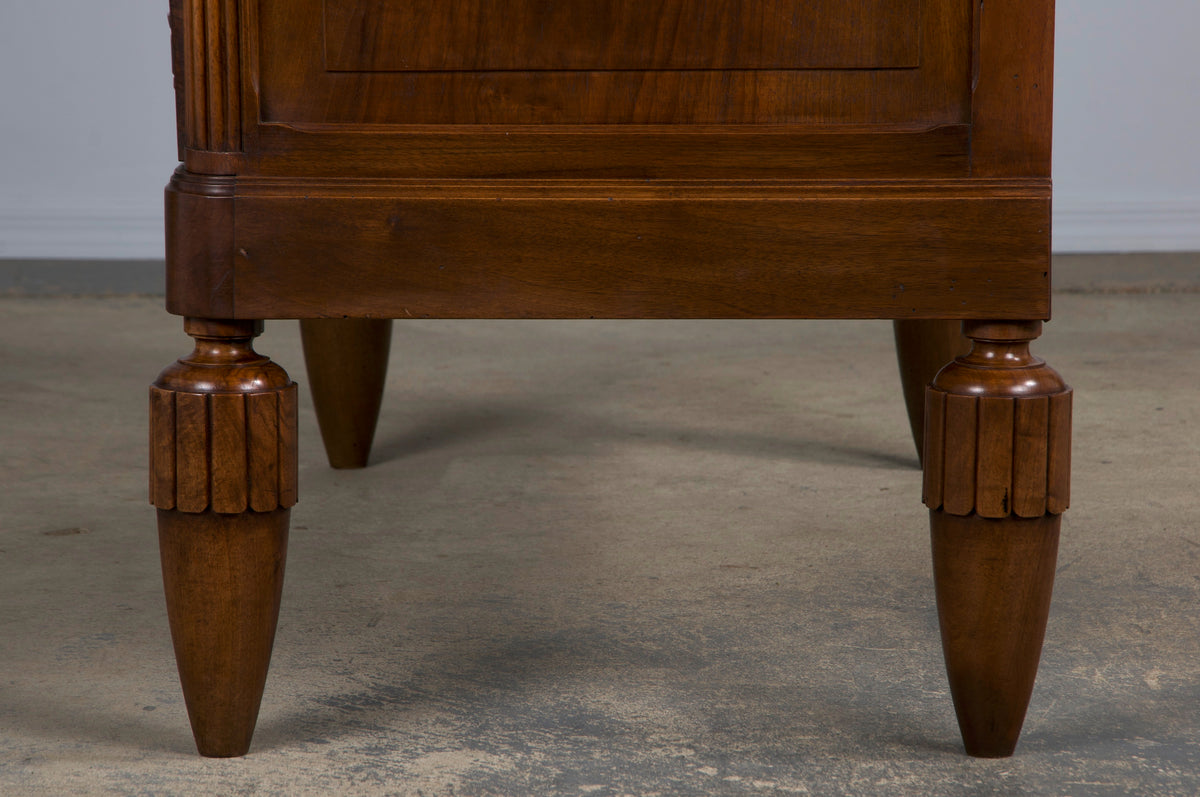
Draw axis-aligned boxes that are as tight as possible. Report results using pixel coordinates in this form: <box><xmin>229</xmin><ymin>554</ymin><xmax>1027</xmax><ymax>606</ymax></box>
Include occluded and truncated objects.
<box><xmin>254</xmin><ymin>0</ymin><xmax>970</xmax><ymax>129</ymax></box>
<box><xmin>324</xmin><ymin>0</ymin><xmax>921</xmax><ymax>72</ymax></box>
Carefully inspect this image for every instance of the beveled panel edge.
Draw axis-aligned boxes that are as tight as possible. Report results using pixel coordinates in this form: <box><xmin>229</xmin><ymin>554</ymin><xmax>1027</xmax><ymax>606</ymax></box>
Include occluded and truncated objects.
<box><xmin>232</xmin><ymin>175</ymin><xmax>1052</xmax><ymax>200</ymax></box>
<box><xmin>225</xmin><ymin>124</ymin><xmax>973</xmax><ymax>181</ymax></box>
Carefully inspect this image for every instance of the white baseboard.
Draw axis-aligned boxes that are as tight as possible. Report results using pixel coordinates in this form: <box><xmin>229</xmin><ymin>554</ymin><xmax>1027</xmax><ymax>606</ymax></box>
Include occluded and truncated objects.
<box><xmin>2</xmin><ymin>198</ymin><xmax>1198</xmax><ymax>260</ymax></box>
<box><xmin>1053</xmin><ymin>198</ymin><xmax>1200</xmax><ymax>253</ymax></box>
<box><xmin>0</xmin><ymin>203</ymin><xmax>164</xmax><ymax>260</ymax></box>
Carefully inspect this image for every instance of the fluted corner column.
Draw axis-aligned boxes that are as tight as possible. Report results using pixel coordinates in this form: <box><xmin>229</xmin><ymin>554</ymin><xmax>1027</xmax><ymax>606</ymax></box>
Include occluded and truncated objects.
<box><xmin>150</xmin><ymin>318</ymin><xmax>297</xmax><ymax>757</ymax></box>
<box><xmin>922</xmin><ymin>320</ymin><xmax>1072</xmax><ymax>757</ymax></box>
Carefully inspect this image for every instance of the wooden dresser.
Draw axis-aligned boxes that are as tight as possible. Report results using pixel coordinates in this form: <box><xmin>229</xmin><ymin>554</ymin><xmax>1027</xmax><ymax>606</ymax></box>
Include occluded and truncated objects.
<box><xmin>156</xmin><ymin>0</ymin><xmax>1069</xmax><ymax>758</ymax></box>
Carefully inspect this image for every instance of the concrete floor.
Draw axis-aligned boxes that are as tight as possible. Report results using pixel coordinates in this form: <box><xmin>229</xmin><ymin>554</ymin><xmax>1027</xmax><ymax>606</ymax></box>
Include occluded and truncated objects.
<box><xmin>1</xmin><ymin>284</ymin><xmax>1198</xmax><ymax>795</ymax></box>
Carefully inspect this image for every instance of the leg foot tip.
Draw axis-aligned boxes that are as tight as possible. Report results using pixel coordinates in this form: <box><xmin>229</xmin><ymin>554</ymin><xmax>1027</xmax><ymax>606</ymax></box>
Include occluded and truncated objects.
<box><xmin>194</xmin><ymin>732</ymin><xmax>254</xmax><ymax>758</ymax></box>
<box><xmin>328</xmin><ymin>454</ymin><xmax>370</xmax><ymax>469</ymax></box>
<box><xmin>963</xmin><ymin>740</ymin><xmax>1019</xmax><ymax>758</ymax></box>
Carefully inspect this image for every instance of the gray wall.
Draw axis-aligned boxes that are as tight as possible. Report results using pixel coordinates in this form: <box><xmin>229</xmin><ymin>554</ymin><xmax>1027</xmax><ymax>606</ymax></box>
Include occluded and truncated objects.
<box><xmin>1</xmin><ymin>0</ymin><xmax>1198</xmax><ymax>259</ymax></box>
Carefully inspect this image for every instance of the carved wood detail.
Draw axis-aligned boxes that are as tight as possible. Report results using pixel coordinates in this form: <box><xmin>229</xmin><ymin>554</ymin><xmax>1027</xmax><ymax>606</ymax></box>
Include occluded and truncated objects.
<box><xmin>922</xmin><ymin>321</ymin><xmax>1072</xmax><ymax>518</ymax></box>
<box><xmin>174</xmin><ymin>0</ymin><xmax>242</xmax><ymax>154</ymax></box>
<box><xmin>150</xmin><ymin>319</ymin><xmax>297</xmax><ymax>514</ymax></box>
<box><xmin>169</xmin><ymin>0</ymin><xmax>187</xmax><ymax>160</ymax></box>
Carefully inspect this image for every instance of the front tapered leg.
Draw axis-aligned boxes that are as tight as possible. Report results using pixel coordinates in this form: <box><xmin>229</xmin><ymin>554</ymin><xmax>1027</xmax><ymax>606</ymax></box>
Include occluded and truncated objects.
<box><xmin>923</xmin><ymin>321</ymin><xmax>1071</xmax><ymax>757</ymax></box>
<box><xmin>150</xmin><ymin>319</ymin><xmax>298</xmax><ymax>757</ymax></box>
<box><xmin>300</xmin><ymin>319</ymin><xmax>392</xmax><ymax>469</ymax></box>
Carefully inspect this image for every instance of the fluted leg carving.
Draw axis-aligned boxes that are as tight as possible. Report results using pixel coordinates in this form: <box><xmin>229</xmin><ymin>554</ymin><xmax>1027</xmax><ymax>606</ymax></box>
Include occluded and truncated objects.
<box><xmin>923</xmin><ymin>320</ymin><xmax>1071</xmax><ymax>757</ymax></box>
<box><xmin>150</xmin><ymin>318</ymin><xmax>297</xmax><ymax>757</ymax></box>
<box><xmin>300</xmin><ymin>318</ymin><xmax>392</xmax><ymax>469</ymax></box>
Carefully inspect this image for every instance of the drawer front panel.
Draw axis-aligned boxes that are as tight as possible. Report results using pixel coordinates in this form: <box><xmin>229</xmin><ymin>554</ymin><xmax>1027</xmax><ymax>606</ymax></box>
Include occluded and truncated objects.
<box><xmin>324</xmin><ymin>0</ymin><xmax>920</xmax><ymax>72</ymax></box>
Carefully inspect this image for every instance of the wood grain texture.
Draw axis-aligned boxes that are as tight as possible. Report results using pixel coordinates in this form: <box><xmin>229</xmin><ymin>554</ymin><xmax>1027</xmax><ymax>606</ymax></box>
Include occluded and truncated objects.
<box><xmin>174</xmin><ymin>392</ymin><xmax>210</xmax><ymax>512</ymax></box>
<box><xmin>246</xmin><ymin>392</ymin><xmax>282</xmax><ymax>512</ymax></box>
<box><xmin>169</xmin><ymin>0</ymin><xmax>187</xmax><ymax>160</ymax></box>
<box><xmin>325</xmin><ymin>0</ymin><xmax>921</xmax><ymax>71</ymax></box>
<box><xmin>150</xmin><ymin>319</ymin><xmax>298</xmax><ymax>514</ymax></box>
<box><xmin>210</xmin><ymin>392</ymin><xmax>249</xmax><ymax>512</ymax></box>
<box><xmin>159</xmin><ymin>0</ymin><xmax>1062</xmax><ymax>760</ymax></box>
<box><xmin>931</xmin><ymin>511</ymin><xmax>1060</xmax><ymax>757</ymax></box>
<box><xmin>1012</xmin><ymin>396</ymin><xmax>1050</xmax><ymax>517</ymax></box>
<box><xmin>976</xmin><ymin>397</ymin><xmax>1016</xmax><ymax>516</ymax></box>
<box><xmin>231</xmin><ymin>126</ymin><xmax>973</xmax><ymax>181</ymax></box>
<box><xmin>178</xmin><ymin>0</ymin><xmax>242</xmax><ymax>153</ymax></box>
<box><xmin>149</xmin><ymin>384</ymin><xmax>299</xmax><ymax>514</ymax></box>
<box><xmin>150</xmin><ymin>384</ymin><xmax>178</xmax><ymax>509</ymax></box>
<box><xmin>256</xmin><ymin>0</ymin><xmax>970</xmax><ymax>128</ymax></box>
<box><xmin>220</xmin><ymin>183</ymin><xmax>1050</xmax><ymax>320</ymax></box>
<box><xmin>922</xmin><ymin>389</ymin><xmax>946</xmax><ymax>510</ymax></box>
<box><xmin>941</xmin><ymin>394</ymin><xmax>978</xmax><ymax>516</ymax></box>
<box><xmin>165</xmin><ymin>169</ymin><xmax>236</xmax><ymax>316</ymax></box>
<box><xmin>922</xmin><ymin>321</ymin><xmax>1072</xmax><ymax>519</ymax></box>
<box><xmin>278</xmin><ymin>387</ymin><xmax>299</xmax><ymax>508</ymax></box>
<box><xmin>151</xmin><ymin>318</ymin><xmax>297</xmax><ymax>757</ymax></box>
<box><xmin>970</xmin><ymin>0</ymin><xmax>1055</xmax><ymax>176</ymax></box>
<box><xmin>158</xmin><ymin>507</ymin><xmax>289</xmax><ymax>757</ymax></box>
<box><xmin>1047</xmin><ymin>391</ymin><xmax>1073</xmax><ymax>513</ymax></box>
<box><xmin>300</xmin><ymin>319</ymin><xmax>393</xmax><ymax>469</ymax></box>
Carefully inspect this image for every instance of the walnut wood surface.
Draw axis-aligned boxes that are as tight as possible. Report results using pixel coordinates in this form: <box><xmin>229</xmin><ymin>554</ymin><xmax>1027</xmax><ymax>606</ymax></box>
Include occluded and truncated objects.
<box><xmin>228</xmin><ymin>126</ymin><xmax>973</xmax><ymax>182</ymax></box>
<box><xmin>931</xmin><ymin>511</ymin><xmax>1060</xmax><ymax>757</ymax></box>
<box><xmin>970</xmin><ymin>0</ymin><xmax>1056</xmax><ymax>177</ymax></box>
<box><xmin>923</xmin><ymin>321</ymin><xmax>1072</xmax><ymax>518</ymax></box>
<box><xmin>258</xmin><ymin>0</ymin><xmax>968</xmax><ymax>128</ymax></box>
<box><xmin>923</xmin><ymin>321</ymin><xmax>1070</xmax><ymax>756</ymax></box>
<box><xmin>324</xmin><ymin>0</ymin><xmax>921</xmax><ymax>72</ymax></box>
<box><xmin>300</xmin><ymin>319</ymin><xmax>393</xmax><ymax>469</ymax></box>
<box><xmin>175</xmin><ymin>0</ymin><xmax>242</xmax><ymax>154</ymax></box>
<box><xmin>165</xmin><ymin>176</ymin><xmax>1051</xmax><ymax>320</ymax></box>
<box><xmin>164</xmin><ymin>171</ymin><xmax>235</xmax><ymax>317</ymax></box>
<box><xmin>158</xmin><ymin>507</ymin><xmax>289</xmax><ymax>757</ymax></box>
<box><xmin>160</xmin><ymin>0</ymin><xmax>1063</xmax><ymax>759</ymax></box>
<box><xmin>151</xmin><ymin>319</ymin><xmax>297</xmax><ymax>756</ymax></box>
<box><xmin>892</xmin><ymin>320</ymin><xmax>971</xmax><ymax>463</ymax></box>
<box><xmin>151</xmin><ymin>319</ymin><xmax>298</xmax><ymax>511</ymax></box>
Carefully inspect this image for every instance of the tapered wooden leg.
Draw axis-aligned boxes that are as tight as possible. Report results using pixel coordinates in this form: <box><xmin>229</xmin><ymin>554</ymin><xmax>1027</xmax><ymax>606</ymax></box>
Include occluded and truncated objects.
<box><xmin>150</xmin><ymin>319</ymin><xmax>298</xmax><ymax>757</ymax></box>
<box><xmin>922</xmin><ymin>321</ymin><xmax>1072</xmax><ymax>757</ymax></box>
<box><xmin>300</xmin><ymin>319</ymin><xmax>392</xmax><ymax>469</ymax></box>
<box><xmin>158</xmin><ymin>508</ymin><xmax>289</xmax><ymax>756</ymax></box>
<box><xmin>931</xmin><ymin>512</ymin><xmax>1059</xmax><ymax>757</ymax></box>
<box><xmin>893</xmin><ymin>320</ymin><xmax>970</xmax><ymax>464</ymax></box>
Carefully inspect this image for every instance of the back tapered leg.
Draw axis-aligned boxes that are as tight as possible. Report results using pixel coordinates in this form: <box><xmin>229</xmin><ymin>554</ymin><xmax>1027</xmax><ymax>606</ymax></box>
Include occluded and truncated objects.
<box><xmin>893</xmin><ymin>320</ymin><xmax>971</xmax><ymax>465</ymax></box>
<box><xmin>300</xmin><ymin>319</ymin><xmax>393</xmax><ymax>469</ymax></box>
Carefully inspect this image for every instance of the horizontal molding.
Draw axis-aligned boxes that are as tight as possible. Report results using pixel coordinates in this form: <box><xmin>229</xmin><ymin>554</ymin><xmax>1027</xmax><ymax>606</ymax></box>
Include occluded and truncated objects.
<box><xmin>1053</xmin><ymin>197</ymin><xmax>1200</xmax><ymax>253</ymax></box>
<box><xmin>3</xmin><ymin>197</ymin><xmax>1198</xmax><ymax>260</ymax></box>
